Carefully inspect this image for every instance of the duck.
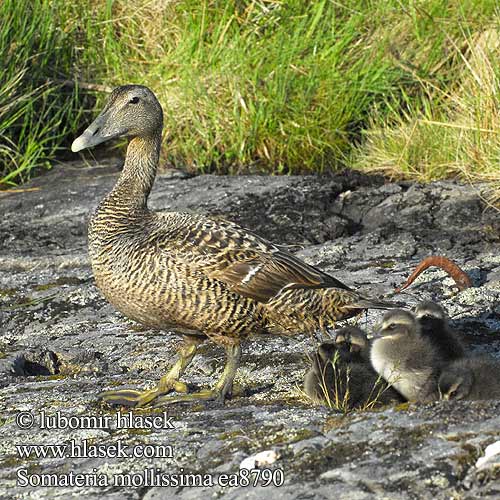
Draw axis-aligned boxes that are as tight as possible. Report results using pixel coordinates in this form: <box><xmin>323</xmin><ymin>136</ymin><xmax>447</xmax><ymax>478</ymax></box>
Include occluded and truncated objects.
<box><xmin>438</xmin><ymin>357</ymin><xmax>500</xmax><ymax>401</ymax></box>
<box><xmin>303</xmin><ymin>339</ymin><xmax>339</xmax><ymax>405</ymax></box>
<box><xmin>304</xmin><ymin>326</ymin><xmax>404</xmax><ymax>409</ymax></box>
<box><xmin>369</xmin><ymin>309</ymin><xmax>445</xmax><ymax>402</ymax></box>
<box><xmin>71</xmin><ymin>85</ymin><xmax>401</xmax><ymax>407</ymax></box>
<box><xmin>414</xmin><ymin>301</ymin><xmax>465</xmax><ymax>362</ymax></box>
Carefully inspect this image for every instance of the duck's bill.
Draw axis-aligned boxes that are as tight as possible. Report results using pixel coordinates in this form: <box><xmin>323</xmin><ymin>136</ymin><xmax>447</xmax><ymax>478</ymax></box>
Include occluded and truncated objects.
<box><xmin>71</xmin><ymin>130</ymin><xmax>103</xmax><ymax>152</ymax></box>
<box><xmin>71</xmin><ymin>114</ymin><xmax>125</xmax><ymax>152</ymax></box>
<box><xmin>366</xmin><ymin>325</ymin><xmax>382</xmax><ymax>340</ymax></box>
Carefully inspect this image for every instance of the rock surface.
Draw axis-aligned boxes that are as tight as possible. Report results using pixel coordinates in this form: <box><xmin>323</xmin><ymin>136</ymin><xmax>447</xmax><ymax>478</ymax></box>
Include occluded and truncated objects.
<box><xmin>0</xmin><ymin>160</ymin><xmax>499</xmax><ymax>499</ymax></box>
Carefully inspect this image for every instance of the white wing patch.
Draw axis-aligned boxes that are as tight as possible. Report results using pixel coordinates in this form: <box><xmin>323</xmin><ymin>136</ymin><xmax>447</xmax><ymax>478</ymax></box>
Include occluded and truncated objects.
<box><xmin>241</xmin><ymin>264</ymin><xmax>263</xmax><ymax>284</ymax></box>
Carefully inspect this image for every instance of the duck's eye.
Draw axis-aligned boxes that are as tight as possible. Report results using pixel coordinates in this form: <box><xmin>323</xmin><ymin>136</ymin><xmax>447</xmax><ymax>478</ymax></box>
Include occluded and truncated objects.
<box><xmin>129</xmin><ymin>96</ymin><xmax>140</xmax><ymax>104</ymax></box>
<box><xmin>387</xmin><ymin>323</ymin><xmax>396</xmax><ymax>330</ymax></box>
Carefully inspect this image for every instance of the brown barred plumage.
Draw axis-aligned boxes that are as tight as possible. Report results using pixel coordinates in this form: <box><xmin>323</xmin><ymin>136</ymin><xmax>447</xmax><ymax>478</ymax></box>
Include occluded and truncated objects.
<box><xmin>72</xmin><ymin>85</ymin><xmax>401</xmax><ymax>407</ymax></box>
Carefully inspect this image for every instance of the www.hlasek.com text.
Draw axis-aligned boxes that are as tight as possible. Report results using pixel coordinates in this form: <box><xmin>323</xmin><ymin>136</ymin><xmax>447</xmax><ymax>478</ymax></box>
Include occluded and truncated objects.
<box><xmin>16</xmin><ymin>439</ymin><xmax>174</xmax><ymax>460</ymax></box>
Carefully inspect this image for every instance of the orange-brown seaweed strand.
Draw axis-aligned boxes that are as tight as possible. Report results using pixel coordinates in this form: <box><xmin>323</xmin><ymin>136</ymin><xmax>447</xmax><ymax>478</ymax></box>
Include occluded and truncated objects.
<box><xmin>395</xmin><ymin>256</ymin><xmax>472</xmax><ymax>292</ymax></box>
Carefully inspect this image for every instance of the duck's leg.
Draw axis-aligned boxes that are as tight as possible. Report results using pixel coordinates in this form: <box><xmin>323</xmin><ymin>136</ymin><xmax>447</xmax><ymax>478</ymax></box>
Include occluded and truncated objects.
<box><xmin>98</xmin><ymin>338</ymin><xmax>201</xmax><ymax>407</ymax></box>
<box><xmin>153</xmin><ymin>343</ymin><xmax>241</xmax><ymax>405</ymax></box>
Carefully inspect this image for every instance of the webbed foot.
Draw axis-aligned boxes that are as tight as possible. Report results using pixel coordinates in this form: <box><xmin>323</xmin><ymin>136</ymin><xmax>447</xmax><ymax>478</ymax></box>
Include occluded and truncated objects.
<box><xmin>153</xmin><ymin>343</ymin><xmax>242</xmax><ymax>407</ymax></box>
<box><xmin>153</xmin><ymin>388</ymin><xmax>224</xmax><ymax>406</ymax></box>
<box><xmin>98</xmin><ymin>340</ymin><xmax>199</xmax><ymax>407</ymax></box>
<box><xmin>99</xmin><ymin>380</ymin><xmax>188</xmax><ymax>407</ymax></box>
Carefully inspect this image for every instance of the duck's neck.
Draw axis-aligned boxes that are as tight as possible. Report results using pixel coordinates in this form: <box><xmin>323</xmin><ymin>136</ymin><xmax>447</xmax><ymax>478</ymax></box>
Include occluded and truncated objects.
<box><xmin>108</xmin><ymin>131</ymin><xmax>162</xmax><ymax>211</ymax></box>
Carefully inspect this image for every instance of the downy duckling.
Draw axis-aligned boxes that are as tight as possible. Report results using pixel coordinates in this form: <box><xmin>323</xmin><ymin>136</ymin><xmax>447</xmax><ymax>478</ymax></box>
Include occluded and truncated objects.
<box><xmin>439</xmin><ymin>357</ymin><xmax>500</xmax><ymax>400</ymax></box>
<box><xmin>370</xmin><ymin>310</ymin><xmax>444</xmax><ymax>402</ymax></box>
<box><xmin>304</xmin><ymin>327</ymin><xmax>404</xmax><ymax>409</ymax></box>
<box><xmin>414</xmin><ymin>301</ymin><xmax>465</xmax><ymax>362</ymax></box>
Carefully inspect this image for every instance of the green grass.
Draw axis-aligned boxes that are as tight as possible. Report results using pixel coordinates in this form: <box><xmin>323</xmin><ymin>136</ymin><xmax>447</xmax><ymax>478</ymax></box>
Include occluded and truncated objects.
<box><xmin>0</xmin><ymin>0</ymin><xmax>85</xmax><ymax>184</ymax></box>
<box><xmin>0</xmin><ymin>0</ymin><xmax>499</xmax><ymax>202</ymax></box>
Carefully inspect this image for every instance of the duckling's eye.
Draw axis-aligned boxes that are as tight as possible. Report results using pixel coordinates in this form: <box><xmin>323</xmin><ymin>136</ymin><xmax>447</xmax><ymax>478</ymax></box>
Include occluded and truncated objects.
<box><xmin>129</xmin><ymin>96</ymin><xmax>140</xmax><ymax>104</ymax></box>
<box><xmin>387</xmin><ymin>323</ymin><xmax>396</xmax><ymax>330</ymax></box>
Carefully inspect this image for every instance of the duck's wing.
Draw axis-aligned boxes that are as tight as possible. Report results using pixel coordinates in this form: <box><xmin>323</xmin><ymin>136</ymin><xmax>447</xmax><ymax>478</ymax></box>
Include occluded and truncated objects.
<box><xmin>156</xmin><ymin>213</ymin><xmax>351</xmax><ymax>303</ymax></box>
<box><xmin>209</xmin><ymin>245</ymin><xmax>352</xmax><ymax>303</ymax></box>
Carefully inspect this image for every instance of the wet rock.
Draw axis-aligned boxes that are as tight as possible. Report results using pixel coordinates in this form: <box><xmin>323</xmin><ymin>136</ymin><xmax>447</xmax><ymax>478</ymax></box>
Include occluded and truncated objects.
<box><xmin>0</xmin><ymin>163</ymin><xmax>499</xmax><ymax>499</ymax></box>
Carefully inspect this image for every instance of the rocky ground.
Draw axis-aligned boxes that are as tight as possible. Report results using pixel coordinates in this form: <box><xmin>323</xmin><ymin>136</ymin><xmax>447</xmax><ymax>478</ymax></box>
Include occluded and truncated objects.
<box><xmin>0</xmin><ymin>160</ymin><xmax>499</xmax><ymax>500</ymax></box>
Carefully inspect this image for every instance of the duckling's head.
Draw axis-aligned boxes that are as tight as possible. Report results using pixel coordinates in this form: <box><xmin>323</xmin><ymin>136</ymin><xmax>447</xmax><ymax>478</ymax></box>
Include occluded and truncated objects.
<box><xmin>438</xmin><ymin>364</ymin><xmax>473</xmax><ymax>400</ymax></box>
<box><xmin>316</xmin><ymin>341</ymin><xmax>338</xmax><ymax>363</ymax></box>
<box><xmin>72</xmin><ymin>85</ymin><xmax>163</xmax><ymax>153</ymax></box>
<box><xmin>414</xmin><ymin>301</ymin><xmax>446</xmax><ymax>321</ymax></box>
<box><xmin>334</xmin><ymin>326</ymin><xmax>367</xmax><ymax>355</ymax></box>
<box><xmin>372</xmin><ymin>309</ymin><xmax>419</xmax><ymax>339</ymax></box>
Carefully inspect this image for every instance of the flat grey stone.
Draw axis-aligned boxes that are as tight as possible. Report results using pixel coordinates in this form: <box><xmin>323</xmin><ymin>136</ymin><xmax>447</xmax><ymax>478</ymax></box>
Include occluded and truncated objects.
<box><xmin>0</xmin><ymin>163</ymin><xmax>499</xmax><ymax>499</ymax></box>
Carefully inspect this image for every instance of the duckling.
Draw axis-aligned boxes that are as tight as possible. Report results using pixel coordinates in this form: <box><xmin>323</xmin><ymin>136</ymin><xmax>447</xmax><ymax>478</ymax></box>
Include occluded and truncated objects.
<box><xmin>370</xmin><ymin>310</ymin><xmax>444</xmax><ymax>402</ymax></box>
<box><xmin>304</xmin><ymin>339</ymin><xmax>348</xmax><ymax>407</ymax></box>
<box><xmin>304</xmin><ymin>327</ymin><xmax>404</xmax><ymax>409</ymax></box>
<box><xmin>72</xmin><ymin>85</ymin><xmax>402</xmax><ymax>407</ymax></box>
<box><xmin>414</xmin><ymin>301</ymin><xmax>465</xmax><ymax>362</ymax></box>
<box><xmin>438</xmin><ymin>357</ymin><xmax>500</xmax><ymax>401</ymax></box>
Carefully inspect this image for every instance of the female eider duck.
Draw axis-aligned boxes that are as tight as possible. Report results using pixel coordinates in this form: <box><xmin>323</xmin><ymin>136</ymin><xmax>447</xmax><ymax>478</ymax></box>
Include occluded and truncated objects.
<box><xmin>72</xmin><ymin>85</ymin><xmax>400</xmax><ymax>407</ymax></box>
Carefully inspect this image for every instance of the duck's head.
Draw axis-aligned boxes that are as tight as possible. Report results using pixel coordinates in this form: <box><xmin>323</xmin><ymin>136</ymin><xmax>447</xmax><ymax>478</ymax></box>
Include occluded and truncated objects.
<box><xmin>371</xmin><ymin>309</ymin><xmax>419</xmax><ymax>339</ymax></box>
<box><xmin>438</xmin><ymin>364</ymin><xmax>472</xmax><ymax>400</ymax></box>
<box><xmin>414</xmin><ymin>301</ymin><xmax>446</xmax><ymax>321</ymax></box>
<box><xmin>71</xmin><ymin>85</ymin><xmax>163</xmax><ymax>153</ymax></box>
<box><xmin>316</xmin><ymin>341</ymin><xmax>337</xmax><ymax>363</ymax></box>
<box><xmin>334</xmin><ymin>326</ymin><xmax>367</xmax><ymax>354</ymax></box>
